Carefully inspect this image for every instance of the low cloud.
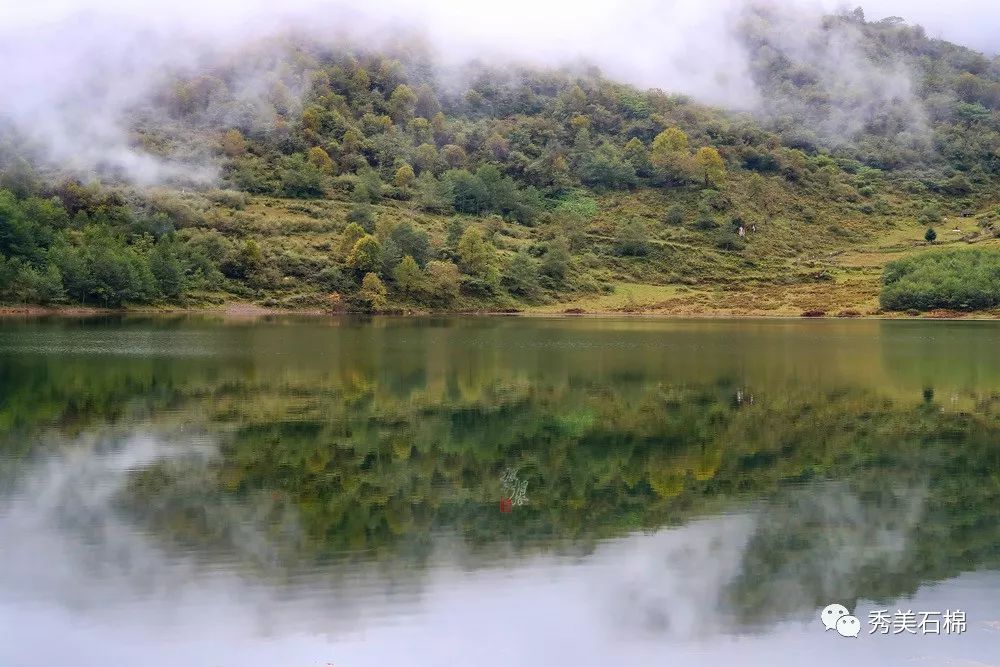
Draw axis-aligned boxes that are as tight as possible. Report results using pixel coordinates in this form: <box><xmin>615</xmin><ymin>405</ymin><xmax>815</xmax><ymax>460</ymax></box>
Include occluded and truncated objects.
<box><xmin>0</xmin><ymin>0</ymin><xmax>994</xmax><ymax>184</ymax></box>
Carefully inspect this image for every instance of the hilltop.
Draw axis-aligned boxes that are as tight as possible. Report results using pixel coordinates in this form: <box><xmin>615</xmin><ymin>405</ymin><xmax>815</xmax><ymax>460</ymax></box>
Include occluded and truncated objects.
<box><xmin>1</xmin><ymin>6</ymin><xmax>999</xmax><ymax>316</ymax></box>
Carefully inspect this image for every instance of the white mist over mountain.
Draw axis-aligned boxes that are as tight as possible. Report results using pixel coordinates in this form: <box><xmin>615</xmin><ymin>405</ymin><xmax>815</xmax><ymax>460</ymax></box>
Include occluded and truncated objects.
<box><xmin>0</xmin><ymin>0</ymin><xmax>996</xmax><ymax>184</ymax></box>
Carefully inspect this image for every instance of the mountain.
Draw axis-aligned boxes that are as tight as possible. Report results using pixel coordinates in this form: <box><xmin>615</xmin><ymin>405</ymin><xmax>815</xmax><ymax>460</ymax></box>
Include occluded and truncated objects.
<box><xmin>1</xmin><ymin>6</ymin><xmax>999</xmax><ymax>316</ymax></box>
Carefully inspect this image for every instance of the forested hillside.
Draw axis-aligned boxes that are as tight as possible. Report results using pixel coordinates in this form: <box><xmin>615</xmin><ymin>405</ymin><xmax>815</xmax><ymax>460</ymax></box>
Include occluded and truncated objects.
<box><xmin>1</xmin><ymin>7</ymin><xmax>999</xmax><ymax>315</ymax></box>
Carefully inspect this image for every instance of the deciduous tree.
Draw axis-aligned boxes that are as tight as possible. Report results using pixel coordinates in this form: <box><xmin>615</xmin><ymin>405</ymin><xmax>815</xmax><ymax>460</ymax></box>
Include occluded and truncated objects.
<box><xmin>220</xmin><ymin>129</ymin><xmax>246</xmax><ymax>157</ymax></box>
<box><xmin>359</xmin><ymin>272</ymin><xmax>387</xmax><ymax>311</ymax></box>
<box><xmin>457</xmin><ymin>226</ymin><xmax>496</xmax><ymax>278</ymax></box>
<box><xmin>424</xmin><ymin>260</ymin><xmax>460</xmax><ymax>304</ymax></box>
<box><xmin>388</xmin><ymin>84</ymin><xmax>417</xmax><ymax>123</ymax></box>
<box><xmin>394</xmin><ymin>163</ymin><xmax>416</xmax><ymax>188</ymax></box>
<box><xmin>339</xmin><ymin>222</ymin><xmax>366</xmax><ymax>258</ymax></box>
<box><xmin>307</xmin><ymin>146</ymin><xmax>334</xmax><ymax>174</ymax></box>
<box><xmin>347</xmin><ymin>235</ymin><xmax>382</xmax><ymax>273</ymax></box>
<box><xmin>393</xmin><ymin>255</ymin><xmax>424</xmax><ymax>295</ymax></box>
<box><xmin>694</xmin><ymin>147</ymin><xmax>726</xmax><ymax>186</ymax></box>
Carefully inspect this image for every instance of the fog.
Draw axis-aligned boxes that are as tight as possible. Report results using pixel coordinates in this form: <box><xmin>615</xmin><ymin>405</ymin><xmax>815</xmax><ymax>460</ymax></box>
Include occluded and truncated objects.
<box><xmin>1</xmin><ymin>0</ymin><xmax>997</xmax><ymax>184</ymax></box>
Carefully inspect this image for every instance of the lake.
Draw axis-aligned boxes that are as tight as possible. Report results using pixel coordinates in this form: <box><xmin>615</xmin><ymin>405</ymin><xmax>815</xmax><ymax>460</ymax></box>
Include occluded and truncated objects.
<box><xmin>0</xmin><ymin>316</ymin><xmax>998</xmax><ymax>666</ymax></box>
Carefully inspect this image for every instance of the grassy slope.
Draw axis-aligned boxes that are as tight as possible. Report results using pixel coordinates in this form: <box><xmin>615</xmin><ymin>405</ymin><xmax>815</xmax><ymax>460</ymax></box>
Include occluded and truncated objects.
<box><xmin>179</xmin><ymin>167</ymin><xmax>1000</xmax><ymax>318</ymax></box>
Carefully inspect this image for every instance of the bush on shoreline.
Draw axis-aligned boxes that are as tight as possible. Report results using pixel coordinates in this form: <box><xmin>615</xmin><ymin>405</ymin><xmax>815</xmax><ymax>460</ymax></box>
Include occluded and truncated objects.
<box><xmin>880</xmin><ymin>248</ymin><xmax>1000</xmax><ymax>311</ymax></box>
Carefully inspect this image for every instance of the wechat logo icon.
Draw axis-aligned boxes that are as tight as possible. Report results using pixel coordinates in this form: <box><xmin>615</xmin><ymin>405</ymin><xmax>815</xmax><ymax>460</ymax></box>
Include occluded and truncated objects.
<box><xmin>821</xmin><ymin>603</ymin><xmax>860</xmax><ymax>638</ymax></box>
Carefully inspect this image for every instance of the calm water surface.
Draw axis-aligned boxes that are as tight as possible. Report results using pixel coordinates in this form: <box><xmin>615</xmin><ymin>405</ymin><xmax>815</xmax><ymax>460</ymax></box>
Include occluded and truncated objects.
<box><xmin>0</xmin><ymin>316</ymin><xmax>998</xmax><ymax>666</ymax></box>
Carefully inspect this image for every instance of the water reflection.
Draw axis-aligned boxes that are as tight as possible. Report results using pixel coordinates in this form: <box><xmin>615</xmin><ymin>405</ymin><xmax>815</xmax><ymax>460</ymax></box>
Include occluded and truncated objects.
<box><xmin>0</xmin><ymin>317</ymin><xmax>998</xmax><ymax>665</ymax></box>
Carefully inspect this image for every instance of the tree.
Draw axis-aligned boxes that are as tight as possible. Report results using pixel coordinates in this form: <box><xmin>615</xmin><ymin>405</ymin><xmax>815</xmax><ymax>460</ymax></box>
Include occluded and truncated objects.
<box><xmin>347</xmin><ymin>235</ymin><xmax>382</xmax><ymax>273</ymax></box>
<box><xmin>424</xmin><ymin>260</ymin><xmax>461</xmax><ymax>304</ymax></box>
<box><xmin>339</xmin><ymin>222</ymin><xmax>366</xmax><ymax>258</ymax></box>
<box><xmin>390</xmin><ymin>220</ymin><xmax>430</xmax><ymax>266</ymax></box>
<box><xmin>415</xmin><ymin>85</ymin><xmax>441</xmax><ymax>120</ymax></box>
<box><xmin>413</xmin><ymin>172</ymin><xmax>453</xmax><ymax>213</ymax></box>
<box><xmin>486</xmin><ymin>133</ymin><xmax>510</xmax><ymax>160</ymax></box>
<box><xmin>457</xmin><ymin>226</ymin><xmax>496</xmax><ymax>277</ymax></box>
<box><xmin>359</xmin><ymin>272</ymin><xmax>387</xmax><ymax>311</ymax></box>
<box><xmin>220</xmin><ymin>129</ymin><xmax>247</xmax><ymax>157</ymax></box>
<box><xmin>503</xmin><ymin>249</ymin><xmax>540</xmax><ymax>298</ymax></box>
<box><xmin>341</xmin><ymin>128</ymin><xmax>365</xmax><ymax>154</ymax></box>
<box><xmin>393</xmin><ymin>255</ymin><xmax>424</xmax><ymax>295</ymax></box>
<box><xmin>280</xmin><ymin>154</ymin><xmax>324</xmax><ymax>198</ymax></box>
<box><xmin>380</xmin><ymin>236</ymin><xmax>403</xmax><ymax>278</ymax></box>
<box><xmin>624</xmin><ymin>137</ymin><xmax>652</xmax><ymax>176</ymax></box>
<box><xmin>79</xmin><ymin>231</ymin><xmax>157</xmax><ymax>306</ymax></box>
<box><xmin>925</xmin><ymin>227</ymin><xmax>937</xmax><ymax>243</ymax></box>
<box><xmin>694</xmin><ymin>147</ymin><xmax>726</xmax><ymax>186</ymax></box>
<box><xmin>346</xmin><ymin>204</ymin><xmax>376</xmax><ymax>232</ymax></box>
<box><xmin>388</xmin><ymin>84</ymin><xmax>417</xmax><ymax>123</ymax></box>
<box><xmin>353</xmin><ymin>170</ymin><xmax>383</xmax><ymax>203</ymax></box>
<box><xmin>36</xmin><ymin>263</ymin><xmax>65</xmax><ymax>304</ymax></box>
<box><xmin>149</xmin><ymin>242</ymin><xmax>185</xmax><ymax>299</ymax></box>
<box><xmin>307</xmin><ymin>146</ymin><xmax>335</xmax><ymax>174</ymax></box>
<box><xmin>446</xmin><ymin>218</ymin><xmax>466</xmax><ymax>251</ymax></box>
<box><xmin>650</xmin><ymin>128</ymin><xmax>694</xmax><ymax>183</ymax></box>
<box><xmin>0</xmin><ymin>257</ymin><xmax>64</xmax><ymax>304</ymax></box>
<box><xmin>394</xmin><ymin>164</ymin><xmax>416</xmax><ymax>188</ymax></box>
<box><xmin>652</xmin><ymin>127</ymin><xmax>689</xmax><ymax>156</ymax></box>
<box><xmin>541</xmin><ymin>237</ymin><xmax>571</xmax><ymax>282</ymax></box>
<box><xmin>446</xmin><ymin>169</ymin><xmax>488</xmax><ymax>214</ymax></box>
<box><xmin>412</xmin><ymin>143</ymin><xmax>440</xmax><ymax>174</ymax></box>
<box><xmin>442</xmin><ymin>144</ymin><xmax>468</xmax><ymax>169</ymax></box>
<box><xmin>578</xmin><ymin>144</ymin><xmax>637</xmax><ymax>190</ymax></box>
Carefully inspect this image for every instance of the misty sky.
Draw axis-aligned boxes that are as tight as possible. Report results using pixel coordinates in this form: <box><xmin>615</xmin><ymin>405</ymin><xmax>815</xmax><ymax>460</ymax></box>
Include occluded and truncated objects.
<box><xmin>5</xmin><ymin>0</ymin><xmax>999</xmax><ymax>55</ymax></box>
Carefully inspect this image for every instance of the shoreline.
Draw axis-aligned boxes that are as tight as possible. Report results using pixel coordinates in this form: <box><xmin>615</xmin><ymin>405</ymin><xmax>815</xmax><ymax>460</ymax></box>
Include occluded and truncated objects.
<box><xmin>2</xmin><ymin>303</ymin><xmax>1000</xmax><ymax>322</ymax></box>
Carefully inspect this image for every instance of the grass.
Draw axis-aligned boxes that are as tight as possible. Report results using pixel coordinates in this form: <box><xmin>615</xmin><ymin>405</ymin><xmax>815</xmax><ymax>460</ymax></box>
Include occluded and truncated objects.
<box><xmin>179</xmin><ymin>170</ymin><xmax>1000</xmax><ymax>318</ymax></box>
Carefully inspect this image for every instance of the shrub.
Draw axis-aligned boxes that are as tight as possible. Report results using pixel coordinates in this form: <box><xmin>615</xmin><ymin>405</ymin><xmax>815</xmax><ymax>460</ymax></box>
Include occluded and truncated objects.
<box><xmin>715</xmin><ymin>230</ymin><xmax>746</xmax><ymax>252</ymax></box>
<box><xmin>221</xmin><ymin>239</ymin><xmax>264</xmax><ymax>281</ymax></box>
<box><xmin>918</xmin><ymin>204</ymin><xmax>942</xmax><ymax>224</ymax></box>
<box><xmin>541</xmin><ymin>237</ymin><xmax>571</xmax><ymax>282</ymax></box>
<box><xmin>279</xmin><ymin>154</ymin><xmax>325</xmax><ymax>198</ymax></box>
<box><xmin>881</xmin><ymin>248</ymin><xmax>1000</xmax><ymax>311</ymax></box>
<box><xmin>346</xmin><ymin>204</ymin><xmax>376</xmax><ymax>232</ymax></box>
<box><xmin>614</xmin><ymin>219</ymin><xmax>650</xmax><ymax>256</ymax></box>
<box><xmin>695</xmin><ymin>210</ymin><xmax>720</xmax><ymax>230</ymax></box>
<box><xmin>665</xmin><ymin>205</ymin><xmax>685</xmax><ymax>225</ymax></box>
<box><xmin>205</xmin><ymin>189</ymin><xmax>249</xmax><ymax>209</ymax></box>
